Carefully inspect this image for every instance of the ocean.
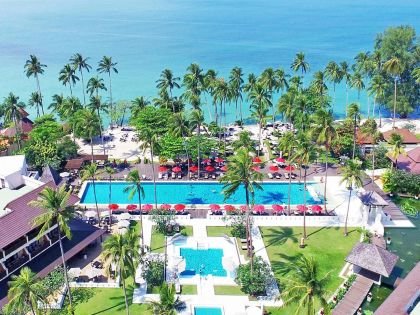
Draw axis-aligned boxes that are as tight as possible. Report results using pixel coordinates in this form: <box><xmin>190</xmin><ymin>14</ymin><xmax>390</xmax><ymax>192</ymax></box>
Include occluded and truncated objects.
<box><xmin>0</xmin><ymin>0</ymin><xmax>418</xmax><ymax>123</ymax></box>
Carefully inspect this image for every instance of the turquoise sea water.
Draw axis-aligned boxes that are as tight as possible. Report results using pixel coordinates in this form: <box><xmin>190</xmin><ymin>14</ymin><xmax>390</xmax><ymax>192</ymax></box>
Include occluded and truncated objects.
<box><xmin>180</xmin><ymin>248</ymin><xmax>227</xmax><ymax>277</ymax></box>
<box><xmin>0</xmin><ymin>0</ymin><xmax>419</xmax><ymax>122</ymax></box>
<box><xmin>79</xmin><ymin>181</ymin><xmax>322</xmax><ymax>205</ymax></box>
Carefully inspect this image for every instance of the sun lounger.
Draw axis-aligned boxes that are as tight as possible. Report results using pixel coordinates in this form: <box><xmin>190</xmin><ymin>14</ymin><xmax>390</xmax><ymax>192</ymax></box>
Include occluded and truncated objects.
<box><xmin>284</xmin><ymin>172</ymin><xmax>290</xmax><ymax>179</ymax></box>
<box><xmin>275</xmin><ymin>173</ymin><xmax>281</xmax><ymax>179</ymax></box>
<box><xmin>204</xmin><ymin>173</ymin><xmax>209</xmax><ymax>179</ymax></box>
<box><xmin>212</xmin><ymin>174</ymin><xmax>216</xmax><ymax>179</ymax></box>
<box><xmin>267</xmin><ymin>173</ymin><xmax>274</xmax><ymax>179</ymax></box>
<box><xmin>177</xmin><ymin>174</ymin><xmax>182</xmax><ymax>179</ymax></box>
<box><xmin>171</xmin><ymin>172</ymin><xmax>176</xmax><ymax>179</ymax></box>
<box><xmin>175</xmin><ymin>281</ymin><xmax>181</xmax><ymax>294</ymax></box>
<box><xmin>241</xmin><ymin>245</ymin><xmax>254</xmax><ymax>251</ymax></box>
<box><xmin>240</xmin><ymin>238</ymin><xmax>247</xmax><ymax>244</ymax></box>
<box><xmin>158</xmin><ymin>172</ymin><xmax>163</xmax><ymax>179</ymax></box>
<box><xmin>291</xmin><ymin>173</ymin><xmax>297</xmax><ymax>179</ymax></box>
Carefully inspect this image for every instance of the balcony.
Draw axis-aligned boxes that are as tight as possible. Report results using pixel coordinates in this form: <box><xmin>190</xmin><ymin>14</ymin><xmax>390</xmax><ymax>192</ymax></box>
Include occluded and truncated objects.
<box><xmin>3</xmin><ymin>237</ymin><xmax>28</xmax><ymax>256</ymax></box>
<box><xmin>27</xmin><ymin>239</ymin><xmax>50</xmax><ymax>258</ymax></box>
<box><xmin>0</xmin><ymin>267</ymin><xmax>6</xmax><ymax>281</ymax></box>
<box><xmin>26</xmin><ymin>226</ymin><xmax>42</xmax><ymax>242</ymax></box>
<box><xmin>48</xmin><ymin>229</ymin><xmax>60</xmax><ymax>243</ymax></box>
<box><xmin>5</xmin><ymin>253</ymin><xmax>29</xmax><ymax>273</ymax></box>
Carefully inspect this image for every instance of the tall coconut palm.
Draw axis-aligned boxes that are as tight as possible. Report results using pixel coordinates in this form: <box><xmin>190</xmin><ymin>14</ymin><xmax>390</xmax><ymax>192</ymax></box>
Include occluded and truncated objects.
<box><xmin>2</xmin><ymin>93</ymin><xmax>25</xmax><ymax>150</ymax></box>
<box><xmin>48</xmin><ymin>94</ymin><xmax>66</xmax><ymax>118</ymax></box>
<box><xmin>368</xmin><ymin>74</ymin><xmax>388</xmax><ymax>124</ymax></box>
<box><xmin>130</xmin><ymin>96</ymin><xmax>150</xmax><ymax>119</ymax></box>
<box><xmin>6</xmin><ymin>267</ymin><xmax>45</xmax><ymax>315</ymax></box>
<box><xmin>81</xmin><ymin>163</ymin><xmax>101</xmax><ymax>225</ymax></box>
<box><xmin>340</xmin><ymin>159</ymin><xmax>363</xmax><ymax>236</ymax></box>
<box><xmin>58</xmin><ymin>96</ymin><xmax>83</xmax><ymax>142</ymax></box>
<box><xmin>97</xmin><ymin>56</ymin><xmax>118</xmax><ymax>124</ymax></box>
<box><xmin>73</xmin><ymin>109</ymin><xmax>101</xmax><ymax>159</ymax></box>
<box><xmin>149</xmin><ymin>283</ymin><xmax>184</xmax><ymax>315</ymax></box>
<box><xmin>86</xmin><ymin>76</ymin><xmax>107</xmax><ymax>98</ymax></box>
<box><xmin>277</xmin><ymin>91</ymin><xmax>296</xmax><ymax>124</ymax></box>
<box><xmin>281</xmin><ymin>255</ymin><xmax>330</xmax><ymax>315</ymax></box>
<box><xmin>219</xmin><ymin>148</ymin><xmax>263</xmax><ymax>265</ymax></box>
<box><xmin>203</xmin><ymin>69</ymin><xmax>218</xmax><ymax>121</ymax></box>
<box><xmin>291</xmin><ymin>134</ymin><xmax>317</xmax><ymax>239</ymax></box>
<box><xmin>102</xmin><ymin>229</ymin><xmax>139</xmax><ymax>315</ymax></box>
<box><xmin>156</xmin><ymin>69</ymin><xmax>180</xmax><ymax>112</ymax></box>
<box><xmin>339</xmin><ymin>61</ymin><xmax>352</xmax><ymax>107</ymax></box>
<box><xmin>24</xmin><ymin>55</ymin><xmax>46</xmax><ymax>115</ymax></box>
<box><xmin>412</xmin><ymin>67</ymin><xmax>420</xmax><ymax>84</ymax></box>
<box><xmin>311</xmin><ymin>109</ymin><xmax>336</xmax><ymax>212</ymax></box>
<box><xmin>229</xmin><ymin>67</ymin><xmax>244</xmax><ymax>122</ymax></box>
<box><xmin>28</xmin><ymin>91</ymin><xmax>42</xmax><ymax>118</ymax></box>
<box><xmin>324</xmin><ymin>61</ymin><xmax>343</xmax><ymax>113</ymax></box>
<box><xmin>139</xmin><ymin>133</ymin><xmax>159</xmax><ymax>209</ymax></box>
<box><xmin>70</xmin><ymin>53</ymin><xmax>92</xmax><ymax>105</ymax></box>
<box><xmin>183</xmin><ymin>63</ymin><xmax>204</xmax><ymax>98</ymax></box>
<box><xmin>388</xmin><ymin>133</ymin><xmax>405</xmax><ymax>169</ymax></box>
<box><xmin>350</xmin><ymin>72</ymin><xmax>365</xmax><ymax>100</ymax></box>
<box><xmin>243</xmin><ymin>73</ymin><xmax>258</xmax><ymax>95</ymax></box>
<box><xmin>278</xmin><ymin>131</ymin><xmax>296</xmax><ymax>215</ymax></box>
<box><xmin>30</xmin><ymin>186</ymin><xmax>76</xmax><ymax>313</ymax></box>
<box><xmin>310</xmin><ymin>71</ymin><xmax>328</xmax><ymax>97</ymax></box>
<box><xmin>347</xmin><ymin>103</ymin><xmax>361</xmax><ymax>159</ymax></box>
<box><xmin>275</xmin><ymin>68</ymin><xmax>289</xmax><ymax>116</ymax></box>
<box><xmin>87</xmin><ymin>95</ymin><xmax>108</xmax><ymax>155</ymax></box>
<box><xmin>190</xmin><ymin>109</ymin><xmax>205</xmax><ymax>179</ymax></box>
<box><xmin>291</xmin><ymin>52</ymin><xmax>310</xmax><ymax>77</ymax></box>
<box><xmin>124</xmin><ymin>170</ymin><xmax>145</xmax><ymax>252</ymax></box>
<box><xmin>249</xmin><ymin>83</ymin><xmax>271</xmax><ymax>155</ymax></box>
<box><xmin>354</xmin><ymin>51</ymin><xmax>370</xmax><ymax>73</ymax></box>
<box><xmin>260</xmin><ymin>68</ymin><xmax>279</xmax><ymax>123</ymax></box>
<box><xmin>383</xmin><ymin>57</ymin><xmax>404</xmax><ymax>129</ymax></box>
<box><xmin>59</xmin><ymin>64</ymin><xmax>79</xmax><ymax>96</ymax></box>
<box><xmin>361</xmin><ymin>120</ymin><xmax>381</xmax><ymax>184</ymax></box>
<box><xmin>105</xmin><ymin>166</ymin><xmax>116</xmax><ymax>226</ymax></box>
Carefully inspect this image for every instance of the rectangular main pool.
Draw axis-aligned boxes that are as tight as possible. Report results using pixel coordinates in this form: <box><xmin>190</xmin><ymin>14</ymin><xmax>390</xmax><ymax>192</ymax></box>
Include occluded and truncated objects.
<box><xmin>194</xmin><ymin>307</ymin><xmax>223</xmax><ymax>315</ymax></box>
<box><xmin>80</xmin><ymin>181</ymin><xmax>322</xmax><ymax>205</ymax></box>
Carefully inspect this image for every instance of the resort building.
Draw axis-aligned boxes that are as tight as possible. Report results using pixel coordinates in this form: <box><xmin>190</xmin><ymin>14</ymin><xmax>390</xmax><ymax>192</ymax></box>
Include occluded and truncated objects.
<box><xmin>383</xmin><ymin>128</ymin><xmax>420</xmax><ymax>151</ymax></box>
<box><xmin>389</xmin><ymin>146</ymin><xmax>420</xmax><ymax>175</ymax></box>
<box><xmin>0</xmin><ymin>158</ymin><xmax>105</xmax><ymax>307</ymax></box>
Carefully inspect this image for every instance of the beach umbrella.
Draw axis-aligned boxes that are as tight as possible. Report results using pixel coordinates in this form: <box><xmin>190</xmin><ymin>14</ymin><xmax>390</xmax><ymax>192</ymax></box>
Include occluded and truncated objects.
<box><xmin>272</xmin><ymin>204</ymin><xmax>284</xmax><ymax>213</ymax></box>
<box><xmin>240</xmin><ymin>205</ymin><xmax>248</xmax><ymax>212</ymax></box>
<box><xmin>251</xmin><ymin>165</ymin><xmax>260</xmax><ymax>172</ymax></box>
<box><xmin>311</xmin><ymin>205</ymin><xmax>323</xmax><ymax>213</ymax></box>
<box><xmin>142</xmin><ymin>204</ymin><xmax>153</xmax><ymax>211</ymax></box>
<box><xmin>215</xmin><ymin>157</ymin><xmax>224</xmax><ymax>163</ymax></box>
<box><xmin>126</xmin><ymin>204</ymin><xmax>137</xmax><ymax>211</ymax></box>
<box><xmin>252</xmin><ymin>156</ymin><xmax>262</xmax><ymax>163</ymax></box>
<box><xmin>205</xmin><ymin>165</ymin><xmax>215</xmax><ymax>172</ymax></box>
<box><xmin>224</xmin><ymin>205</ymin><xmax>236</xmax><ymax>212</ymax></box>
<box><xmin>269</xmin><ymin>165</ymin><xmax>279</xmax><ymax>172</ymax></box>
<box><xmin>209</xmin><ymin>204</ymin><xmax>221</xmax><ymax>211</ymax></box>
<box><xmin>202</xmin><ymin>158</ymin><xmax>211</xmax><ymax>164</ymax></box>
<box><xmin>84</xmin><ymin>210</ymin><xmax>97</xmax><ymax>218</ymax></box>
<box><xmin>172</xmin><ymin>166</ymin><xmax>182</xmax><ymax>173</ymax></box>
<box><xmin>220</xmin><ymin>165</ymin><xmax>228</xmax><ymax>172</ymax></box>
<box><xmin>253</xmin><ymin>205</ymin><xmax>265</xmax><ymax>213</ymax></box>
<box><xmin>161</xmin><ymin>204</ymin><xmax>171</xmax><ymax>210</ymax></box>
<box><xmin>189</xmin><ymin>165</ymin><xmax>198</xmax><ymax>172</ymax></box>
<box><xmin>174</xmin><ymin>204</ymin><xmax>186</xmax><ymax>212</ymax></box>
<box><xmin>119</xmin><ymin>212</ymin><xmax>131</xmax><ymax>220</ymax></box>
<box><xmin>108</xmin><ymin>204</ymin><xmax>119</xmax><ymax>211</ymax></box>
<box><xmin>159</xmin><ymin>166</ymin><xmax>168</xmax><ymax>172</ymax></box>
<box><xmin>297</xmin><ymin>205</ymin><xmax>308</xmax><ymax>212</ymax></box>
<box><xmin>276</xmin><ymin>157</ymin><xmax>286</xmax><ymax>163</ymax></box>
<box><xmin>284</xmin><ymin>165</ymin><xmax>295</xmax><ymax>172</ymax></box>
<box><xmin>117</xmin><ymin>220</ymin><xmax>130</xmax><ymax>229</ymax></box>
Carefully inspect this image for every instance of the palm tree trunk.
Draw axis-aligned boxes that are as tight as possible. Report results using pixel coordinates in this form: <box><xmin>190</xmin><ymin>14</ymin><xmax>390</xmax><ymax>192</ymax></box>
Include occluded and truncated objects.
<box><xmin>345</xmin><ymin>82</ymin><xmax>349</xmax><ymax>108</ymax></box>
<box><xmin>344</xmin><ymin>188</ymin><xmax>352</xmax><ymax>236</ymax></box>
<box><xmin>287</xmin><ymin>164</ymin><xmax>292</xmax><ymax>215</ymax></box>
<box><xmin>80</xmin><ymin>70</ymin><xmax>86</xmax><ymax>106</ymax></box>
<box><xmin>367</xmin><ymin>95</ymin><xmax>370</xmax><ymax>119</ymax></box>
<box><xmin>97</xmin><ymin>109</ymin><xmax>106</xmax><ymax>156</ymax></box>
<box><xmin>239</xmin><ymin>98</ymin><xmax>243</xmax><ymax>124</ymax></box>
<box><xmin>69</xmin><ymin>84</ymin><xmax>73</xmax><ymax>97</ymax></box>
<box><xmin>245</xmin><ymin>186</ymin><xmax>253</xmax><ymax>274</ymax></box>
<box><xmin>109</xmin><ymin>73</ymin><xmax>113</xmax><ymax>126</ymax></box>
<box><xmin>121</xmin><ymin>276</ymin><xmax>130</xmax><ymax>315</ymax></box>
<box><xmin>324</xmin><ymin>148</ymin><xmax>328</xmax><ymax>213</ymax></box>
<box><xmin>92</xmin><ymin>178</ymin><xmax>101</xmax><ymax>227</ymax></box>
<box><xmin>197</xmin><ymin>125</ymin><xmax>201</xmax><ymax>180</ymax></box>
<box><xmin>332</xmin><ymin>83</ymin><xmax>336</xmax><ymax>114</ymax></box>
<box><xmin>150</xmin><ymin>143</ymin><xmax>158</xmax><ymax>209</ymax></box>
<box><xmin>30</xmin><ymin>301</ymin><xmax>37</xmax><ymax>315</ymax></box>
<box><xmin>352</xmin><ymin>117</ymin><xmax>357</xmax><ymax>159</ymax></box>
<box><xmin>138</xmin><ymin>190</ymin><xmax>144</xmax><ymax>253</ymax></box>
<box><xmin>372</xmin><ymin>96</ymin><xmax>376</xmax><ymax>119</ymax></box>
<box><xmin>13</xmin><ymin>116</ymin><xmax>22</xmax><ymax>150</ymax></box>
<box><xmin>303</xmin><ymin>168</ymin><xmax>307</xmax><ymax>239</ymax></box>
<box><xmin>109</xmin><ymin>175</ymin><xmax>113</xmax><ymax>227</ymax></box>
<box><xmin>35</xmin><ymin>74</ymin><xmax>45</xmax><ymax>115</ymax></box>
<box><xmin>90</xmin><ymin>137</ymin><xmax>94</xmax><ymax>162</ymax></box>
<box><xmin>57</xmin><ymin>224</ymin><xmax>74</xmax><ymax>313</ymax></box>
<box><xmin>372</xmin><ymin>143</ymin><xmax>375</xmax><ymax>185</ymax></box>
<box><xmin>392</xmin><ymin>78</ymin><xmax>397</xmax><ymax>129</ymax></box>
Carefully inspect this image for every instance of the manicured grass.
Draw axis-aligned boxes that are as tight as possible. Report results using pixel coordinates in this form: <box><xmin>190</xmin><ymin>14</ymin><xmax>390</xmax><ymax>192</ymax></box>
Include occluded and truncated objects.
<box><xmin>181</xmin><ymin>284</ymin><xmax>197</xmax><ymax>295</ymax></box>
<box><xmin>206</xmin><ymin>226</ymin><xmax>248</xmax><ymax>256</ymax></box>
<box><xmin>260</xmin><ymin>226</ymin><xmax>360</xmax><ymax>315</ymax></box>
<box><xmin>214</xmin><ymin>285</ymin><xmax>245</xmax><ymax>295</ymax></box>
<box><xmin>150</xmin><ymin>225</ymin><xmax>194</xmax><ymax>253</ymax></box>
<box><xmin>182</xmin><ymin>225</ymin><xmax>194</xmax><ymax>237</ymax></box>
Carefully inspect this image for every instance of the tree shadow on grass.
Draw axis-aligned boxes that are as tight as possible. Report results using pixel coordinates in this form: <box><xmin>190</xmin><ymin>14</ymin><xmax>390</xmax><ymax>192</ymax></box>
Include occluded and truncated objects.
<box><xmin>270</xmin><ymin>252</ymin><xmax>303</xmax><ymax>278</ymax></box>
<box><xmin>91</xmin><ymin>284</ymin><xmax>136</xmax><ymax>315</ymax></box>
<box><xmin>262</xmin><ymin>227</ymin><xmax>299</xmax><ymax>250</ymax></box>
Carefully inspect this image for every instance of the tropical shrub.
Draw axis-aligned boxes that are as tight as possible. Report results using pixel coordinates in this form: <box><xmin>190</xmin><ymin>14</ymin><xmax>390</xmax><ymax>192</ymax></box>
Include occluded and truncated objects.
<box><xmin>382</xmin><ymin>170</ymin><xmax>420</xmax><ymax>196</ymax></box>
<box><xmin>149</xmin><ymin>209</ymin><xmax>175</xmax><ymax>235</ymax></box>
<box><xmin>235</xmin><ymin>256</ymin><xmax>271</xmax><ymax>296</ymax></box>
<box><xmin>142</xmin><ymin>257</ymin><xmax>165</xmax><ymax>288</ymax></box>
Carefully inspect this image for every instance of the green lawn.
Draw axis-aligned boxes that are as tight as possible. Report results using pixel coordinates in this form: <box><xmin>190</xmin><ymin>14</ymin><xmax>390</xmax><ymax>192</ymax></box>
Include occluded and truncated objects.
<box><xmin>150</xmin><ymin>225</ymin><xmax>194</xmax><ymax>253</ymax></box>
<box><xmin>260</xmin><ymin>226</ymin><xmax>360</xmax><ymax>315</ymax></box>
<box><xmin>181</xmin><ymin>284</ymin><xmax>197</xmax><ymax>295</ymax></box>
<box><xmin>214</xmin><ymin>285</ymin><xmax>245</xmax><ymax>295</ymax></box>
<box><xmin>206</xmin><ymin>226</ymin><xmax>248</xmax><ymax>256</ymax></box>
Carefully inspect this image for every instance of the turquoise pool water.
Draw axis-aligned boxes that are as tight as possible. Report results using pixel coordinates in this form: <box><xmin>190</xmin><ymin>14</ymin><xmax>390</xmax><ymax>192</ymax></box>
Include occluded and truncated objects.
<box><xmin>194</xmin><ymin>307</ymin><xmax>223</xmax><ymax>315</ymax></box>
<box><xmin>80</xmin><ymin>181</ymin><xmax>322</xmax><ymax>205</ymax></box>
<box><xmin>180</xmin><ymin>248</ymin><xmax>226</xmax><ymax>277</ymax></box>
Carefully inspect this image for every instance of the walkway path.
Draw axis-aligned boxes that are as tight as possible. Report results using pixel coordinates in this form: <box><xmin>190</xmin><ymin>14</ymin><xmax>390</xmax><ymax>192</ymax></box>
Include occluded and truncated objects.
<box><xmin>332</xmin><ymin>275</ymin><xmax>374</xmax><ymax>315</ymax></box>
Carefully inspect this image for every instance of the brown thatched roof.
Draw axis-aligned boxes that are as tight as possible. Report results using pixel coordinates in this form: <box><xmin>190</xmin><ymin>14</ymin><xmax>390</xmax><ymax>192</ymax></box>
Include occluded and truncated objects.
<box><xmin>346</xmin><ymin>243</ymin><xmax>399</xmax><ymax>277</ymax></box>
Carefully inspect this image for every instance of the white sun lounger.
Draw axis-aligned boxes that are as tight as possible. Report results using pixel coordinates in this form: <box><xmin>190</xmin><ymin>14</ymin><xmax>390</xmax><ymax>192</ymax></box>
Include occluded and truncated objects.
<box><xmin>268</xmin><ymin>173</ymin><xmax>274</xmax><ymax>179</ymax></box>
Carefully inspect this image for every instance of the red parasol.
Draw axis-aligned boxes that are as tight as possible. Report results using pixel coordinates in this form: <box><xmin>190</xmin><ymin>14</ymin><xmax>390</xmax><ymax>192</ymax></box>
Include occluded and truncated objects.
<box><xmin>161</xmin><ymin>204</ymin><xmax>171</xmax><ymax>210</ymax></box>
<box><xmin>174</xmin><ymin>204</ymin><xmax>186</xmax><ymax>212</ymax></box>
<box><xmin>269</xmin><ymin>165</ymin><xmax>279</xmax><ymax>172</ymax></box>
<box><xmin>284</xmin><ymin>165</ymin><xmax>295</xmax><ymax>172</ymax></box>
<box><xmin>253</xmin><ymin>205</ymin><xmax>265</xmax><ymax>213</ymax></box>
<box><xmin>159</xmin><ymin>166</ymin><xmax>168</xmax><ymax>172</ymax></box>
<box><xmin>126</xmin><ymin>204</ymin><xmax>137</xmax><ymax>211</ymax></box>
<box><xmin>224</xmin><ymin>205</ymin><xmax>236</xmax><ymax>212</ymax></box>
<box><xmin>297</xmin><ymin>205</ymin><xmax>308</xmax><ymax>212</ymax></box>
<box><xmin>202</xmin><ymin>158</ymin><xmax>211</xmax><ymax>164</ymax></box>
<box><xmin>189</xmin><ymin>165</ymin><xmax>198</xmax><ymax>172</ymax></box>
<box><xmin>240</xmin><ymin>205</ymin><xmax>248</xmax><ymax>212</ymax></box>
<box><xmin>142</xmin><ymin>204</ymin><xmax>153</xmax><ymax>211</ymax></box>
<box><xmin>210</xmin><ymin>204</ymin><xmax>221</xmax><ymax>211</ymax></box>
<box><xmin>272</xmin><ymin>204</ymin><xmax>284</xmax><ymax>212</ymax></box>
<box><xmin>220</xmin><ymin>165</ymin><xmax>227</xmax><ymax>172</ymax></box>
<box><xmin>215</xmin><ymin>157</ymin><xmax>224</xmax><ymax>163</ymax></box>
<box><xmin>108</xmin><ymin>204</ymin><xmax>119</xmax><ymax>211</ymax></box>
<box><xmin>311</xmin><ymin>205</ymin><xmax>323</xmax><ymax>213</ymax></box>
<box><xmin>253</xmin><ymin>156</ymin><xmax>262</xmax><ymax>163</ymax></box>
<box><xmin>205</xmin><ymin>165</ymin><xmax>215</xmax><ymax>172</ymax></box>
<box><xmin>251</xmin><ymin>165</ymin><xmax>260</xmax><ymax>172</ymax></box>
<box><xmin>276</xmin><ymin>157</ymin><xmax>286</xmax><ymax>163</ymax></box>
<box><xmin>172</xmin><ymin>166</ymin><xmax>182</xmax><ymax>173</ymax></box>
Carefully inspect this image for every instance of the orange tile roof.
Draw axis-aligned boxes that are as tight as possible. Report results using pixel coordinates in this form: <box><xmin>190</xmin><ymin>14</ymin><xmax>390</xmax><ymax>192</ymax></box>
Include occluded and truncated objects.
<box><xmin>383</xmin><ymin>128</ymin><xmax>419</xmax><ymax>144</ymax></box>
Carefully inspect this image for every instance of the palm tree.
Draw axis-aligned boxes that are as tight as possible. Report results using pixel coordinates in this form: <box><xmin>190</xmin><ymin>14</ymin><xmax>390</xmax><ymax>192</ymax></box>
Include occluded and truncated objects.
<box><xmin>325</xmin><ymin>61</ymin><xmax>343</xmax><ymax>113</ymax></box>
<box><xmin>361</xmin><ymin>121</ymin><xmax>381</xmax><ymax>183</ymax></box>
<box><xmin>281</xmin><ymin>255</ymin><xmax>330</xmax><ymax>315</ymax></box>
<box><xmin>291</xmin><ymin>52</ymin><xmax>310</xmax><ymax>77</ymax></box>
<box><xmin>6</xmin><ymin>267</ymin><xmax>45</xmax><ymax>315</ymax></box>
<box><xmin>347</xmin><ymin>103</ymin><xmax>361</xmax><ymax>159</ymax></box>
<box><xmin>260</xmin><ymin>68</ymin><xmax>279</xmax><ymax>123</ymax></box>
<box><xmin>87</xmin><ymin>95</ymin><xmax>108</xmax><ymax>155</ymax></box>
<box><xmin>383</xmin><ymin>57</ymin><xmax>404</xmax><ymax>129</ymax></box>
<box><xmin>350</xmin><ymin>72</ymin><xmax>365</xmax><ymax>100</ymax></box>
<box><xmin>130</xmin><ymin>96</ymin><xmax>150</xmax><ymax>119</ymax></box>
<box><xmin>219</xmin><ymin>148</ymin><xmax>263</xmax><ymax>265</ymax></box>
<box><xmin>156</xmin><ymin>69</ymin><xmax>181</xmax><ymax>104</ymax></box>
<box><xmin>105</xmin><ymin>166</ymin><xmax>116</xmax><ymax>226</ymax></box>
<box><xmin>203</xmin><ymin>69</ymin><xmax>218</xmax><ymax>120</ymax></box>
<box><xmin>73</xmin><ymin>109</ymin><xmax>101</xmax><ymax>159</ymax></box>
<box><xmin>70</xmin><ymin>53</ymin><xmax>92</xmax><ymax>105</ymax></box>
<box><xmin>311</xmin><ymin>109</ymin><xmax>336</xmax><ymax>212</ymax></box>
<box><xmin>275</xmin><ymin>68</ymin><xmax>289</xmax><ymax>114</ymax></box>
<box><xmin>139</xmin><ymin>133</ymin><xmax>159</xmax><ymax>209</ymax></box>
<box><xmin>49</xmin><ymin>94</ymin><xmax>66</xmax><ymax>118</ymax></box>
<box><xmin>368</xmin><ymin>74</ymin><xmax>388</xmax><ymax>124</ymax></box>
<box><xmin>249</xmin><ymin>83</ymin><xmax>271</xmax><ymax>155</ymax></box>
<box><xmin>30</xmin><ymin>186</ymin><xmax>76</xmax><ymax>313</ymax></box>
<box><xmin>412</xmin><ymin>67</ymin><xmax>420</xmax><ymax>84</ymax></box>
<box><xmin>58</xmin><ymin>96</ymin><xmax>83</xmax><ymax>142</ymax></box>
<box><xmin>28</xmin><ymin>91</ymin><xmax>42</xmax><ymax>118</ymax></box>
<box><xmin>24</xmin><ymin>55</ymin><xmax>46</xmax><ymax>115</ymax></box>
<box><xmin>86</xmin><ymin>76</ymin><xmax>107</xmax><ymax>98</ymax></box>
<box><xmin>229</xmin><ymin>67</ymin><xmax>244</xmax><ymax>122</ymax></box>
<box><xmin>311</xmin><ymin>71</ymin><xmax>328</xmax><ymax>97</ymax></box>
<box><xmin>388</xmin><ymin>133</ymin><xmax>405</xmax><ymax>169</ymax></box>
<box><xmin>291</xmin><ymin>134</ymin><xmax>317</xmax><ymax>239</ymax></box>
<box><xmin>124</xmin><ymin>170</ymin><xmax>145</xmax><ymax>252</ymax></box>
<box><xmin>340</xmin><ymin>159</ymin><xmax>363</xmax><ymax>235</ymax></box>
<box><xmin>81</xmin><ymin>163</ymin><xmax>101</xmax><ymax>225</ymax></box>
<box><xmin>59</xmin><ymin>64</ymin><xmax>79</xmax><ymax>96</ymax></box>
<box><xmin>2</xmin><ymin>93</ymin><xmax>25</xmax><ymax>150</ymax></box>
<box><xmin>149</xmin><ymin>283</ymin><xmax>184</xmax><ymax>315</ymax></box>
<box><xmin>190</xmin><ymin>109</ymin><xmax>205</xmax><ymax>179</ymax></box>
<box><xmin>278</xmin><ymin>131</ymin><xmax>295</xmax><ymax>215</ymax></box>
<box><xmin>277</xmin><ymin>91</ymin><xmax>296</xmax><ymax>124</ymax></box>
<box><xmin>102</xmin><ymin>229</ymin><xmax>139</xmax><ymax>315</ymax></box>
<box><xmin>97</xmin><ymin>56</ymin><xmax>118</xmax><ymax>124</ymax></box>
<box><xmin>339</xmin><ymin>61</ymin><xmax>352</xmax><ymax>107</ymax></box>
<box><xmin>183</xmin><ymin>63</ymin><xmax>204</xmax><ymax>98</ymax></box>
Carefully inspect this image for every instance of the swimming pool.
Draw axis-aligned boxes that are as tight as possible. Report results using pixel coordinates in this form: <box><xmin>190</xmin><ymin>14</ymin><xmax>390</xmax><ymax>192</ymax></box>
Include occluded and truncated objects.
<box><xmin>180</xmin><ymin>248</ymin><xmax>226</xmax><ymax>277</ymax></box>
<box><xmin>79</xmin><ymin>181</ymin><xmax>322</xmax><ymax>205</ymax></box>
<box><xmin>194</xmin><ymin>307</ymin><xmax>223</xmax><ymax>315</ymax></box>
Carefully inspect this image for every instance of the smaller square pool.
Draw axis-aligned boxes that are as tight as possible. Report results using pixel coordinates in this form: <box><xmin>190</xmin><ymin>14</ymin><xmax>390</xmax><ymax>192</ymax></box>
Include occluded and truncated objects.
<box><xmin>194</xmin><ymin>306</ymin><xmax>223</xmax><ymax>315</ymax></box>
<box><xmin>180</xmin><ymin>248</ymin><xmax>226</xmax><ymax>277</ymax></box>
